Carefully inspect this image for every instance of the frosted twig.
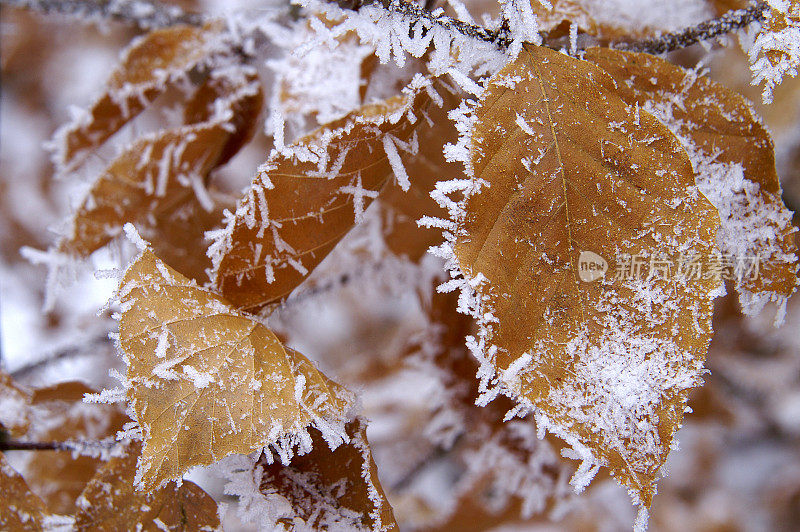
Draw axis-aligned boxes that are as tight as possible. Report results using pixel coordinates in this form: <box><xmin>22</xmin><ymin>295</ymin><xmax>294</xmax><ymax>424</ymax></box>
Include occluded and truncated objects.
<box><xmin>0</xmin><ymin>439</ymin><xmax>72</xmax><ymax>451</ymax></box>
<box><xmin>10</xmin><ymin>333</ymin><xmax>110</xmax><ymax>379</ymax></box>
<box><xmin>0</xmin><ymin>0</ymin><xmax>203</xmax><ymax>30</ymax></box>
<box><xmin>616</xmin><ymin>1</ymin><xmax>769</xmax><ymax>54</ymax></box>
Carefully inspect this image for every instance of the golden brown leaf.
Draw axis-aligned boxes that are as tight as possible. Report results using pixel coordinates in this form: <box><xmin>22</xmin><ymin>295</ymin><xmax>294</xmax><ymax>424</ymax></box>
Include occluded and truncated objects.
<box><xmin>446</xmin><ymin>45</ymin><xmax>719</xmax><ymax>506</ymax></box>
<box><xmin>0</xmin><ymin>453</ymin><xmax>51</xmax><ymax>531</ymax></box>
<box><xmin>209</xmin><ymin>79</ymin><xmax>433</xmax><ymax>311</ymax></box>
<box><xmin>750</xmin><ymin>1</ymin><xmax>800</xmax><ymax>102</ymax></box>
<box><xmin>118</xmin><ymin>248</ymin><xmax>354</xmax><ymax>491</ymax></box>
<box><xmin>0</xmin><ymin>370</ymin><xmax>31</xmax><ymax>437</ymax></box>
<box><xmin>23</xmin><ymin>381</ymin><xmax>128</xmax><ymax>514</ymax></box>
<box><xmin>382</xmin><ymin>82</ymin><xmax>464</xmax><ymax>262</ymax></box>
<box><xmin>532</xmin><ymin>0</ymin><xmax>597</xmax><ymax>35</ymax></box>
<box><xmin>75</xmin><ymin>441</ymin><xmax>220</xmax><ymax>531</ymax></box>
<box><xmin>58</xmin><ymin>66</ymin><xmax>263</xmax><ymax>282</ymax></box>
<box><xmin>52</xmin><ymin>23</ymin><xmax>223</xmax><ymax>170</ymax></box>
<box><xmin>254</xmin><ymin>417</ymin><xmax>396</xmax><ymax>531</ymax></box>
<box><xmin>585</xmin><ymin>47</ymin><xmax>799</xmax><ymax>319</ymax></box>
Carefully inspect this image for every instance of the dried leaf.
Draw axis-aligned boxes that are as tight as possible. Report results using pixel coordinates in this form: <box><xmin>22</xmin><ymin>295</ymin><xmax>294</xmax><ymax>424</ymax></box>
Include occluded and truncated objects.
<box><xmin>750</xmin><ymin>0</ymin><xmax>800</xmax><ymax>102</ymax></box>
<box><xmin>23</xmin><ymin>381</ymin><xmax>128</xmax><ymax>514</ymax></box>
<box><xmin>209</xmin><ymin>78</ymin><xmax>433</xmax><ymax>311</ymax></box>
<box><xmin>532</xmin><ymin>0</ymin><xmax>598</xmax><ymax>35</ymax></box>
<box><xmin>382</xmin><ymin>82</ymin><xmax>463</xmax><ymax>262</ymax></box>
<box><xmin>0</xmin><ymin>370</ymin><xmax>31</xmax><ymax>437</ymax></box>
<box><xmin>0</xmin><ymin>453</ymin><xmax>50</xmax><ymax>531</ymax></box>
<box><xmin>444</xmin><ymin>45</ymin><xmax>719</xmax><ymax>506</ymax></box>
<box><xmin>52</xmin><ymin>23</ymin><xmax>223</xmax><ymax>169</ymax></box>
<box><xmin>585</xmin><ymin>47</ymin><xmax>799</xmax><ymax>319</ymax></box>
<box><xmin>255</xmin><ymin>418</ymin><xmax>396</xmax><ymax>531</ymax></box>
<box><xmin>59</xmin><ymin>65</ymin><xmax>263</xmax><ymax>282</ymax></box>
<box><xmin>75</xmin><ymin>441</ymin><xmax>220</xmax><ymax>531</ymax></box>
<box><xmin>118</xmin><ymin>248</ymin><xmax>354</xmax><ymax>491</ymax></box>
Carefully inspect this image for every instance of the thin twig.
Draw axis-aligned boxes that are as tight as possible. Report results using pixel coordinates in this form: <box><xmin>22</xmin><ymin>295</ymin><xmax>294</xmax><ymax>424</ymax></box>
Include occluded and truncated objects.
<box><xmin>10</xmin><ymin>334</ymin><xmax>110</xmax><ymax>380</ymax></box>
<box><xmin>2</xmin><ymin>0</ymin><xmax>770</xmax><ymax>55</ymax></box>
<box><xmin>0</xmin><ymin>0</ymin><xmax>203</xmax><ymax>30</ymax></box>
<box><xmin>0</xmin><ymin>439</ymin><xmax>71</xmax><ymax>451</ymax></box>
<box><xmin>615</xmin><ymin>1</ymin><xmax>769</xmax><ymax>54</ymax></box>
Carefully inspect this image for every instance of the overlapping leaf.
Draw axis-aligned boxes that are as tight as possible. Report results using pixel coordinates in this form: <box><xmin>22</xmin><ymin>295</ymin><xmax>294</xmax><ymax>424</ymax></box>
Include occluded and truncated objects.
<box><xmin>585</xmin><ymin>48</ymin><xmax>799</xmax><ymax>319</ymax></box>
<box><xmin>0</xmin><ymin>453</ymin><xmax>52</xmax><ymax>531</ymax></box>
<box><xmin>117</xmin><ymin>248</ymin><xmax>354</xmax><ymax>490</ymax></box>
<box><xmin>23</xmin><ymin>381</ymin><xmax>128</xmax><ymax>514</ymax></box>
<box><xmin>75</xmin><ymin>442</ymin><xmax>220</xmax><ymax>531</ymax></box>
<box><xmin>51</xmin><ymin>23</ymin><xmax>224</xmax><ymax>170</ymax></box>
<box><xmin>255</xmin><ymin>418</ymin><xmax>396</xmax><ymax>531</ymax></box>
<box><xmin>442</xmin><ymin>45</ymin><xmax>719</xmax><ymax>505</ymax></box>
<box><xmin>58</xmin><ymin>65</ymin><xmax>263</xmax><ymax>282</ymax></box>
<box><xmin>209</xmin><ymin>78</ymin><xmax>433</xmax><ymax>311</ymax></box>
<box><xmin>750</xmin><ymin>0</ymin><xmax>800</xmax><ymax>102</ymax></box>
<box><xmin>381</xmin><ymin>82</ymin><xmax>464</xmax><ymax>262</ymax></box>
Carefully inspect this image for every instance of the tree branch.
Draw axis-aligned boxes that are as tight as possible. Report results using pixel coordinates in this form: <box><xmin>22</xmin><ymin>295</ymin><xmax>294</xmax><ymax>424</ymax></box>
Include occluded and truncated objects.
<box><xmin>0</xmin><ymin>0</ymin><xmax>203</xmax><ymax>30</ymax></box>
<box><xmin>10</xmin><ymin>334</ymin><xmax>110</xmax><ymax>380</ymax></box>
<box><xmin>615</xmin><ymin>1</ymin><xmax>769</xmax><ymax>54</ymax></box>
<box><xmin>0</xmin><ymin>439</ymin><xmax>71</xmax><ymax>451</ymax></box>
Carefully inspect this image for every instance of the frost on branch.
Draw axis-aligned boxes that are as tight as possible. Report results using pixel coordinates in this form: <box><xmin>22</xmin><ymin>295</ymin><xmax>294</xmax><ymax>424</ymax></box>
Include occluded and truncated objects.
<box><xmin>75</xmin><ymin>441</ymin><xmax>221</xmax><ymax>531</ymax></box>
<box><xmin>750</xmin><ymin>0</ymin><xmax>800</xmax><ymax>102</ymax></box>
<box><xmin>430</xmin><ymin>45</ymin><xmax>720</xmax><ymax>510</ymax></box>
<box><xmin>115</xmin><ymin>248</ymin><xmax>355</xmax><ymax>491</ymax></box>
<box><xmin>586</xmin><ymin>48</ymin><xmax>799</xmax><ymax>322</ymax></box>
<box><xmin>220</xmin><ymin>417</ymin><xmax>396</xmax><ymax>531</ymax></box>
<box><xmin>208</xmin><ymin>77</ymin><xmax>433</xmax><ymax>312</ymax></box>
<box><xmin>56</xmin><ymin>63</ymin><xmax>263</xmax><ymax>283</ymax></box>
<box><xmin>49</xmin><ymin>22</ymin><xmax>227</xmax><ymax>172</ymax></box>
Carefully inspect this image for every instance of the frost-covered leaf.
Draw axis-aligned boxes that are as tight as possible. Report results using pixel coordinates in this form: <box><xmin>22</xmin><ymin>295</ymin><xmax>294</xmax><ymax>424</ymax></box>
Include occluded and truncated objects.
<box><xmin>248</xmin><ymin>418</ymin><xmax>396</xmax><ymax>531</ymax></box>
<box><xmin>532</xmin><ymin>0</ymin><xmax>598</xmax><ymax>35</ymax></box>
<box><xmin>209</xmin><ymin>77</ymin><xmax>433</xmax><ymax>311</ymax></box>
<box><xmin>382</xmin><ymin>82</ymin><xmax>464</xmax><ymax>262</ymax></box>
<box><xmin>0</xmin><ymin>453</ymin><xmax>51</xmax><ymax>531</ymax></box>
<box><xmin>23</xmin><ymin>381</ymin><xmax>129</xmax><ymax>514</ymax></box>
<box><xmin>750</xmin><ymin>0</ymin><xmax>800</xmax><ymax>103</ymax></box>
<box><xmin>585</xmin><ymin>48</ymin><xmax>799</xmax><ymax>320</ymax></box>
<box><xmin>51</xmin><ymin>23</ymin><xmax>224</xmax><ymax>170</ymax></box>
<box><xmin>0</xmin><ymin>370</ymin><xmax>31</xmax><ymax>437</ymax></box>
<box><xmin>75</xmin><ymin>441</ymin><xmax>220</xmax><ymax>531</ymax></box>
<box><xmin>436</xmin><ymin>45</ymin><xmax>720</xmax><ymax>507</ymax></box>
<box><xmin>117</xmin><ymin>249</ymin><xmax>354</xmax><ymax>491</ymax></box>
<box><xmin>58</xmin><ymin>65</ymin><xmax>263</xmax><ymax>282</ymax></box>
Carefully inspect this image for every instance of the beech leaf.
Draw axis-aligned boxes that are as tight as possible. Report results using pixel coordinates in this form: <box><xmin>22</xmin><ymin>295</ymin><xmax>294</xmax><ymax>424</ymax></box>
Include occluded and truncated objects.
<box><xmin>585</xmin><ymin>47</ymin><xmax>799</xmax><ymax>320</ymax></box>
<box><xmin>750</xmin><ymin>0</ymin><xmax>800</xmax><ymax>102</ymax></box>
<box><xmin>51</xmin><ymin>23</ymin><xmax>225</xmax><ymax>170</ymax></box>
<box><xmin>75</xmin><ymin>441</ymin><xmax>221</xmax><ymax>531</ymax></box>
<box><xmin>58</xmin><ymin>65</ymin><xmax>263</xmax><ymax>282</ymax></box>
<box><xmin>441</xmin><ymin>45</ymin><xmax>720</xmax><ymax>506</ymax></box>
<box><xmin>117</xmin><ymin>248</ymin><xmax>354</xmax><ymax>491</ymax></box>
<box><xmin>23</xmin><ymin>381</ymin><xmax>129</xmax><ymax>514</ymax></box>
<box><xmin>0</xmin><ymin>453</ymin><xmax>52</xmax><ymax>531</ymax></box>
<box><xmin>209</xmin><ymin>77</ymin><xmax>434</xmax><ymax>311</ymax></box>
<box><xmin>254</xmin><ymin>417</ymin><xmax>397</xmax><ymax>531</ymax></box>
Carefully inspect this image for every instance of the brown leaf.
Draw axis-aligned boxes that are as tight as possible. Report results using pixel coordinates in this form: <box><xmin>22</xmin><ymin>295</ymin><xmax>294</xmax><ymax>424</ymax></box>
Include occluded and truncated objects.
<box><xmin>585</xmin><ymin>47</ymin><xmax>799</xmax><ymax>319</ymax></box>
<box><xmin>446</xmin><ymin>45</ymin><xmax>719</xmax><ymax>506</ymax></box>
<box><xmin>255</xmin><ymin>417</ymin><xmax>396</xmax><ymax>531</ymax></box>
<box><xmin>0</xmin><ymin>453</ymin><xmax>51</xmax><ymax>531</ymax></box>
<box><xmin>118</xmin><ymin>248</ymin><xmax>354</xmax><ymax>491</ymax></box>
<box><xmin>748</xmin><ymin>1</ymin><xmax>800</xmax><ymax>102</ymax></box>
<box><xmin>0</xmin><ymin>370</ymin><xmax>31</xmax><ymax>437</ymax></box>
<box><xmin>23</xmin><ymin>381</ymin><xmax>128</xmax><ymax>514</ymax></box>
<box><xmin>382</xmin><ymin>82</ymin><xmax>464</xmax><ymax>262</ymax></box>
<box><xmin>52</xmin><ymin>23</ymin><xmax>223</xmax><ymax>170</ymax></box>
<box><xmin>75</xmin><ymin>441</ymin><xmax>220</xmax><ymax>531</ymax></box>
<box><xmin>58</xmin><ymin>65</ymin><xmax>263</xmax><ymax>282</ymax></box>
<box><xmin>209</xmin><ymin>79</ymin><xmax>433</xmax><ymax>311</ymax></box>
